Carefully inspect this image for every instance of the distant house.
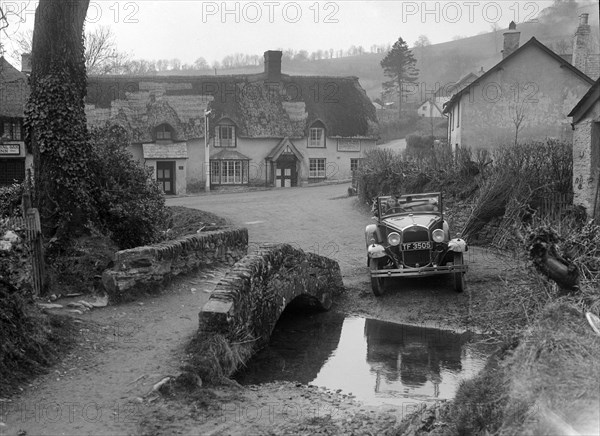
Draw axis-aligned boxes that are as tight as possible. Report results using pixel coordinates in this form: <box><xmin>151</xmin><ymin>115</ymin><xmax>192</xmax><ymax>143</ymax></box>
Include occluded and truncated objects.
<box><xmin>443</xmin><ymin>16</ymin><xmax>597</xmax><ymax>151</ymax></box>
<box><xmin>0</xmin><ymin>57</ymin><xmax>31</xmax><ymax>186</ymax></box>
<box><xmin>417</xmin><ymin>99</ymin><xmax>444</xmax><ymax>118</ymax></box>
<box><xmin>570</xmin><ymin>78</ymin><xmax>600</xmax><ymax>216</ymax></box>
<box><xmin>85</xmin><ymin>51</ymin><xmax>378</xmax><ymax>194</ymax></box>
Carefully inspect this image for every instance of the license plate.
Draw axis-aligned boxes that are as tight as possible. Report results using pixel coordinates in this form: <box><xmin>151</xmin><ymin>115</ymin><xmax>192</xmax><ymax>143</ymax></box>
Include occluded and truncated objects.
<box><xmin>402</xmin><ymin>241</ymin><xmax>431</xmax><ymax>251</ymax></box>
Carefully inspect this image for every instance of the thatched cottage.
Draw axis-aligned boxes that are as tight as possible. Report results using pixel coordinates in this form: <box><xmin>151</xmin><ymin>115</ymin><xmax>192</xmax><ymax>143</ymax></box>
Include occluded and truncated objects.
<box><xmin>85</xmin><ymin>51</ymin><xmax>378</xmax><ymax>194</ymax></box>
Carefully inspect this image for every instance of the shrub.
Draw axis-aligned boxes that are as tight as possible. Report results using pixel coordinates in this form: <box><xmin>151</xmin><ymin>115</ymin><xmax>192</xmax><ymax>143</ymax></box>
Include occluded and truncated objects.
<box><xmin>464</xmin><ymin>140</ymin><xmax>573</xmax><ymax>242</ymax></box>
<box><xmin>0</xmin><ymin>182</ymin><xmax>25</xmax><ymax>218</ymax></box>
<box><xmin>88</xmin><ymin>125</ymin><xmax>169</xmax><ymax>249</ymax></box>
<box><xmin>356</xmin><ymin>148</ymin><xmax>417</xmax><ymax>202</ymax></box>
<box><xmin>406</xmin><ymin>134</ymin><xmax>434</xmax><ymax>153</ymax></box>
<box><xmin>0</xmin><ymin>220</ymin><xmax>32</xmax><ymax>293</ymax></box>
<box><xmin>356</xmin><ymin>143</ymin><xmax>480</xmax><ymax>204</ymax></box>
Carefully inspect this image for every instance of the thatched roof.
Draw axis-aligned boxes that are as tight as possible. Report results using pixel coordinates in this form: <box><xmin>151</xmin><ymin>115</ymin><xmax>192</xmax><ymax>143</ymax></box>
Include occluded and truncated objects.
<box><xmin>0</xmin><ymin>57</ymin><xmax>29</xmax><ymax>118</ymax></box>
<box><xmin>85</xmin><ymin>72</ymin><xmax>377</xmax><ymax>142</ymax></box>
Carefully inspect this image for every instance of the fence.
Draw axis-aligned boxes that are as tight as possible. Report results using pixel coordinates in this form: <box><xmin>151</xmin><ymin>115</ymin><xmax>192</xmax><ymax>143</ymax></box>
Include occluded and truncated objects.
<box><xmin>6</xmin><ymin>194</ymin><xmax>46</xmax><ymax>296</ymax></box>
<box><xmin>536</xmin><ymin>192</ymin><xmax>574</xmax><ymax>223</ymax></box>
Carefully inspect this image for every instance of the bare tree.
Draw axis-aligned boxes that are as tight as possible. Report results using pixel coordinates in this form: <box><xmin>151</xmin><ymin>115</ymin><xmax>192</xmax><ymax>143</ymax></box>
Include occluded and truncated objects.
<box><xmin>548</xmin><ymin>39</ymin><xmax>572</xmax><ymax>54</ymax></box>
<box><xmin>85</xmin><ymin>26</ymin><xmax>117</xmax><ymax>74</ymax></box>
<box><xmin>11</xmin><ymin>26</ymin><xmax>127</xmax><ymax>75</ymax></box>
<box><xmin>193</xmin><ymin>57</ymin><xmax>209</xmax><ymax>70</ymax></box>
<box><xmin>510</xmin><ymin>99</ymin><xmax>528</xmax><ymax>146</ymax></box>
<box><xmin>10</xmin><ymin>29</ymin><xmax>34</xmax><ymax>59</ymax></box>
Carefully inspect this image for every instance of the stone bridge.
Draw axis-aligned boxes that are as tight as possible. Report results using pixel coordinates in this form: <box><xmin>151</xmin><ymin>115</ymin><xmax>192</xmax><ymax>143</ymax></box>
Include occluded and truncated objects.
<box><xmin>198</xmin><ymin>243</ymin><xmax>344</xmax><ymax>350</ymax></box>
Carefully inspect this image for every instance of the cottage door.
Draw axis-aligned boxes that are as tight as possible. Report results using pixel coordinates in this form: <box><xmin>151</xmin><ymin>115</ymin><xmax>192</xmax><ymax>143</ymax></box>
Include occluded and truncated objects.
<box><xmin>156</xmin><ymin>161</ymin><xmax>175</xmax><ymax>194</ymax></box>
<box><xmin>275</xmin><ymin>157</ymin><xmax>297</xmax><ymax>188</ymax></box>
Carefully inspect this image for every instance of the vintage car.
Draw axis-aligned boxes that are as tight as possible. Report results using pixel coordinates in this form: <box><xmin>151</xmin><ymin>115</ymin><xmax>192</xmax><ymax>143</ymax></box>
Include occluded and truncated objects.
<box><xmin>365</xmin><ymin>192</ymin><xmax>468</xmax><ymax>296</ymax></box>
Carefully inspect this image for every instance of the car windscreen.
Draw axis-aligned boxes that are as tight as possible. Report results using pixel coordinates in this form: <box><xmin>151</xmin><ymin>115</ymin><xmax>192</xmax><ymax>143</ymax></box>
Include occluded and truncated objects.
<box><xmin>378</xmin><ymin>193</ymin><xmax>441</xmax><ymax>216</ymax></box>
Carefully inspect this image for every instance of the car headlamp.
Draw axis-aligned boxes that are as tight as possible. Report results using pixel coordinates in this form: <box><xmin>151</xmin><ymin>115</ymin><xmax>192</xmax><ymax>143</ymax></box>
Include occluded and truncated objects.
<box><xmin>387</xmin><ymin>232</ymin><xmax>401</xmax><ymax>246</ymax></box>
<box><xmin>432</xmin><ymin>229</ymin><xmax>445</xmax><ymax>243</ymax></box>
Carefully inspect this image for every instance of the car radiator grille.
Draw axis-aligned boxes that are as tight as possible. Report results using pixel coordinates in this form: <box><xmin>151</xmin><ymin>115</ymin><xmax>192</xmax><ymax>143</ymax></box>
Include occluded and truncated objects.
<box><xmin>402</xmin><ymin>226</ymin><xmax>432</xmax><ymax>267</ymax></box>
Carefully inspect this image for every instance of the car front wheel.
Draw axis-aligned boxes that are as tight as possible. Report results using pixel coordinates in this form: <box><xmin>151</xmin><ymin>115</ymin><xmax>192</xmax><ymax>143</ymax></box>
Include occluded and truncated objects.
<box><xmin>370</xmin><ymin>258</ymin><xmax>385</xmax><ymax>296</ymax></box>
<box><xmin>453</xmin><ymin>253</ymin><xmax>465</xmax><ymax>293</ymax></box>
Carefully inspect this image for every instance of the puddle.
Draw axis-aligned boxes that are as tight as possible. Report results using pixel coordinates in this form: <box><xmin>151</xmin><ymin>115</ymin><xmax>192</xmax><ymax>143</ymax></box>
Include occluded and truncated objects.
<box><xmin>235</xmin><ymin>310</ymin><xmax>496</xmax><ymax>407</ymax></box>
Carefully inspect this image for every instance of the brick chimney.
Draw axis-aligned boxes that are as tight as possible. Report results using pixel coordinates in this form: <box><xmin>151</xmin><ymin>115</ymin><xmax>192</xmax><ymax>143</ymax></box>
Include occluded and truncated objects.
<box><xmin>264</xmin><ymin>50</ymin><xmax>282</xmax><ymax>81</ymax></box>
<box><xmin>21</xmin><ymin>53</ymin><xmax>32</xmax><ymax>74</ymax></box>
<box><xmin>502</xmin><ymin>21</ymin><xmax>520</xmax><ymax>59</ymax></box>
<box><xmin>572</xmin><ymin>13</ymin><xmax>590</xmax><ymax>74</ymax></box>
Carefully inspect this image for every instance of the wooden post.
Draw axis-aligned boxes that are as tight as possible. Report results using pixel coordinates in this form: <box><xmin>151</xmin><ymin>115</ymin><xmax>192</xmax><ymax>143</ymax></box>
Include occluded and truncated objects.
<box><xmin>26</xmin><ymin>208</ymin><xmax>46</xmax><ymax>296</ymax></box>
<box><xmin>21</xmin><ymin>191</ymin><xmax>32</xmax><ymax>217</ymax></box>
<box><xmin>21</xmin><ymin>191</ymin><xmax>45</xmax><ymax>296</ymax></box>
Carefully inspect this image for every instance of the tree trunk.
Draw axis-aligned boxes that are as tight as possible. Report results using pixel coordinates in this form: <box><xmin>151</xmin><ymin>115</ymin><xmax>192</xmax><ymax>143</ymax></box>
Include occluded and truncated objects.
<box><xmin>28</xmin><ymin>0</ymin><xmax>91</xmax><ymax>241</ymax></box>
<box><xmin>397</xmin><ymin>77</ymin><xmax>402</xmax><ymax>121</ymax></box>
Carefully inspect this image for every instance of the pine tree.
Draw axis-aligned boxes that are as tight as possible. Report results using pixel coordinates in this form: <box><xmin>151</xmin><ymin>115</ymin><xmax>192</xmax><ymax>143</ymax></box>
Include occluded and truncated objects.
<box><xmin>380</xmin><ymin>37</ymin><xmax>419</xmax><ymax>120</ymax></box>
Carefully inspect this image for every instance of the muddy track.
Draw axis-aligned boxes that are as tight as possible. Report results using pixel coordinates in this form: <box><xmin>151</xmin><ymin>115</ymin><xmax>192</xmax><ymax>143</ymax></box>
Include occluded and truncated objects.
<box><xmin>2</xmin><ymin>185</ymin><xmax>520</xmax><ymax>435</ymax></box>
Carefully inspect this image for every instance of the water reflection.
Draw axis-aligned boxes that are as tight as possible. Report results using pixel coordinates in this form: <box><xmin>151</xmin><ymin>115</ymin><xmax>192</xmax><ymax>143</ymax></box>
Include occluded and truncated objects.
<box><xmin>236</xmin><ymin>312</ymin><xmax>493</xmax><ymax>407</ymax></box>
<box><xmin>364</xmin><ymin>319</ymin><xmax>466</xmax><ymax>399</ymax></box>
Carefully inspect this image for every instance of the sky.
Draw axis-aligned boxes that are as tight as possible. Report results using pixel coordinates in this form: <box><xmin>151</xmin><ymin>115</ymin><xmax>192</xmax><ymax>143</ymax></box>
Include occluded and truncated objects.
<box><xmin>0</xmin><ymin>0</ymin><xmax>592</xmax><ymax>65</ymax></box>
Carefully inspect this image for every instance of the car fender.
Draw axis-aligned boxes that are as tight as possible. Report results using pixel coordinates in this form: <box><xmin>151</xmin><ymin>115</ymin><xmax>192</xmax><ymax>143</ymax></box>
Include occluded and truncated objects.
<box><xmin>365</xmin><ymin>224</ymin><xmax>380</xmax><ymax>246</ymax></box>
<box><xmin>448</xmin><ymin>238</ymin><xmax>468</xmax><ymax>252</ymax></box>
<box><xmin>368</xmin><ymin>244</ymin><xmax>387</xmax><ymax>258</ymax></box>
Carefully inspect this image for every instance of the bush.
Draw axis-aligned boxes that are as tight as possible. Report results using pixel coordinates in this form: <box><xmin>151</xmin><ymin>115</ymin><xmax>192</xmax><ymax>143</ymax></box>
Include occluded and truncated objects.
<box><xmin>0</xmin><ymin>182</ymin><xmax>25</xmax><ymax>218</ymax></box>
<box><xmin>464</xmin><ymin>140</ymin><xmax>573</xmax><ymax>242</ymax></box>
<box><xmin>0</xmin><ymin>220</ymin><xmax>32</xmax><ymax>293</ymax></box>
<box><xmin>356</xmin><ymin>143</ymin><xmax>481</xmax><ymax>204</ymax></box>
<box><xmin>406</xmin><ymin>134</ymin><xmax>434</xmax><ymax>153</ymax></box>
<box><xmin>88</xmin><ymin>125</ymin><xmax>169</xmax><ymax>249</ymax></box>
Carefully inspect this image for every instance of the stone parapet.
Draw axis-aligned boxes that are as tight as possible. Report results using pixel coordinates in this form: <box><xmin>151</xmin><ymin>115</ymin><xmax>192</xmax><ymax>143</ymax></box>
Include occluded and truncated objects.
<box><xmin>102</xmin><ymin>228</ymin><xmax>248</xmax><ymax>301</ymax></box>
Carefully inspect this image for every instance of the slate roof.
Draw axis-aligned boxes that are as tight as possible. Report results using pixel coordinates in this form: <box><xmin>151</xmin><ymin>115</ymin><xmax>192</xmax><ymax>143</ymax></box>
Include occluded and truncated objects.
<box><xmin>443</xmin><ymin>38</ymin><xmax>595</xmax><ymax>114</ymax></box>
<box><xmin>85</xmin><ymin>71</ymin><xmax>378</xmax><ymax>142</ymax></box>
<box><xmin>0</xmin><ymin>57</ymin><xmax>29</xmax><ymax>118</ymax></box>
<box><xmin>568</xmin><ymin>77</ymin><xmax>600</xmax><ymax>123</ymax></box>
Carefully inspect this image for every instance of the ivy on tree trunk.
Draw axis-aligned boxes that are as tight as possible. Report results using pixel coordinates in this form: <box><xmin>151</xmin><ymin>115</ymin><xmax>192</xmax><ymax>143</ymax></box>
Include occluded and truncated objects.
<box><xmin>25</xmin><ymin>0</ymin><xmax>91</xmax><ymax>242</ymax></box>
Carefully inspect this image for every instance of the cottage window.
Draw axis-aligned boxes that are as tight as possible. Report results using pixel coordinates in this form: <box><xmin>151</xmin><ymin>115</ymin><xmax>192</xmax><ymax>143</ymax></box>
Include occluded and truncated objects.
<box><xmin>308</xmin><ymin>127</ymin><xmax>325</xmax><ymax>148</ymax></box>
<box><xmin>350</xmin><ymin>158</ymin><xmax>361</xmax><ymax>172</ymax></box>
<box><xmin>456</xmin><ymin>100</ymin><xmax>460</xmax><ymax>128</ymax></box>
<box><xmin>210</xmin><ymin>160</ymin><xmax>248</xmax><ymax>185</ymax></box>
<box><xmin>309</xmin><ymin>158</ymin><xmax>326</xmax><ymax>179</ymax></box>
<box><xmin>155</xmin><ymin>124</ymin><xmax>173</xmax><ymax>140</ymax></box>
<box><xmin>1</xmin><ymin>120</ymin><xmax>22</xmax><ymax>141</ymax></box>
<box><xmin>215</xmin><ymin>125</ymin><xmax>236</xmax><ymax>147</ymax></box>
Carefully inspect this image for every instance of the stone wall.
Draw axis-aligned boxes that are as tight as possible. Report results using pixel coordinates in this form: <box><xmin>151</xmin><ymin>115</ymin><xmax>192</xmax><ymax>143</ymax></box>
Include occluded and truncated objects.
<box><xmin>199</xmin><ymin>243</ymin><xmax>344</xmax><ymax>350</ymax></box>
<box><xmin>102</xmin><ymin>228</ymin><xmax>248</xmax><ymax>301</ymax></box>
<box><xmin>572</xmin><ymin>101</ymin><xmax>600</xmax><ymax>216</ymax></box>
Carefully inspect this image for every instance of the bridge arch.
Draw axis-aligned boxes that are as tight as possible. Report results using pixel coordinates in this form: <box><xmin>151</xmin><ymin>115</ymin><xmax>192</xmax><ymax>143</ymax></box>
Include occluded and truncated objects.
<box><xmin>199</xmin><ymin>243</ymin><xmax>344</xmax><ymax>351</ymax></box>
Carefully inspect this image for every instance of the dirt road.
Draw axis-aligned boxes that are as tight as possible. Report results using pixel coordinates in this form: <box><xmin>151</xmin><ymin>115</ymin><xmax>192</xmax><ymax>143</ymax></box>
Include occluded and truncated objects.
<box><xmin>2</xmin><ymin>184</ymin><xmax>516</xmax><ymax>435</ymax></box>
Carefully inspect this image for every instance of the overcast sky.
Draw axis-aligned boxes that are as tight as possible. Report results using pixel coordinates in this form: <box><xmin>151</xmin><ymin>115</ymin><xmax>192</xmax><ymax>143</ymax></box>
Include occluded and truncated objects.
<box><xmin>0</xmin><ymin>1</ymin><xmax>593</xmax><ymax>65</ymax></box>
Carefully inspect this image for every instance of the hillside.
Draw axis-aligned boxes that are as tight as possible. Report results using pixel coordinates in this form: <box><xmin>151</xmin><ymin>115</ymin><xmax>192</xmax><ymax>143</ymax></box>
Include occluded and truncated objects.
<box><xmin>158</xmin><ymin>2</ymin><xmax>599</xmax><ymax>102</ymax></box>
